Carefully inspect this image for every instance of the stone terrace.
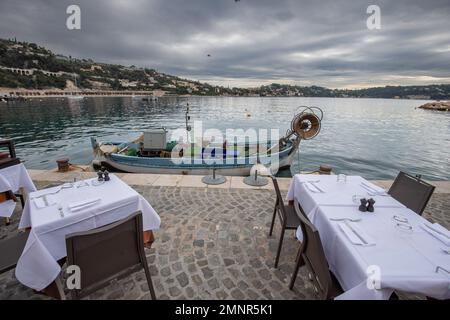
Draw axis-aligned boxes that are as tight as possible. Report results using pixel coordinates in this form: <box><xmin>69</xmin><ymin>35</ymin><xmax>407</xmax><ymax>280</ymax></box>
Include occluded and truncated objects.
<box><xmin>0</xmin><ymin>172</ymin><xmax>449</xmax><ymax>300</ymax></box>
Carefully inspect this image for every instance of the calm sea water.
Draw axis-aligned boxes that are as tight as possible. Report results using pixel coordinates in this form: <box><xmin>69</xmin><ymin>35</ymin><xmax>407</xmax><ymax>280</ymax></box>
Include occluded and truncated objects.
<box><xmin>0</xmin><ymin>96</ymin><xmax>449</xmax><ymax>180</ymax></box>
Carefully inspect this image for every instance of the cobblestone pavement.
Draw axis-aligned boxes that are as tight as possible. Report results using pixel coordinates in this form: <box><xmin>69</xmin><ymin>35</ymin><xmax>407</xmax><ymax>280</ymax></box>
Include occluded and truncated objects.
<box><xmin>0</xmin><ymin>182</ymin><xmax>449</xmax><ymax>300</ymax></box>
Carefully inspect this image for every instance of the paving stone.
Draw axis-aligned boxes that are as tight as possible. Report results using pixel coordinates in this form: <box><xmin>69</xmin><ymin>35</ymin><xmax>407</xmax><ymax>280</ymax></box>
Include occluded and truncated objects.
<box><xmin>258</xmin><ymin>268</ymin><xmax>272</xmax><ymax>281</ymax></box>
<box><xmin>185</xmin><ymin>286</ymin><xmax>195</xmax><ymax>299</ymax></box>
<box><xmin>223</xmin><ymin>258</ymin><xmax>235</xmax><ymax>266</ymax></box>
<box><xmin>176</xmin><ymin>272</ymin><xmax>189</xmax><ymax>288</ymax></box>
<box><xmin>197</xmin><ymin>259</ymin><xmax>208</xmax><ymax>267</ymax></box>
<box><xmin>207</xmin><ymin>256</ymin><xmax>220</xmax><ymax>268</ymax></box>
<box><xmin>223</xmin><ymin>278</ymin><xmax>235</xmax><ymax>290</ymax></box>
<box><xmin>187</xmin><ymin>263</ymin><xmax>197</xmax><ymax>273</ymax></box>
<box><xmin>195</xmin><ymin>250</ymin><xmax>206</xmax><ymax>260</ymax></box>
<box><xmin>242</xmin><ymin>266</ymin><xmax>257</xmax><ymax>278</ymax></box>
<box><xmin>246</xmin><ymin>288</ymin><xmax>261</xmax><ymax>299</ymax></box>
<box><xmin>207</xmin><ymin>278</ymin><xmax>220</xmax><ymax>290</ymax></box>
<box><xmin>251</xmin><ymin>279</ymin><xmax>264</xmax><ymax>290</ymax></box>
<box><xmin>192</xmin><ymin>274</ymin><xmax>203</xmax><ymax>286</ymax></box>
<box><xmin>249</xmin><ymin>258</ymin><xmax>263</xmax><ymax>268</ymax></box>
<box><xmin>160</xmin><ymin>266</ymin><xmax>171</xmax><ymax>277</ymax></box>
<box><xmin>169</xmin><ymin>286</ymin><xmax>182</xmax><ymax>297</ymax></box>
<box><xmin>201</xmin><ymin>267</ymin><xmax>214</xmax><ymax>279</ymax></box>
<box><xmin>237</xmin><ymin>280</ymin><xmax>249</xmax><ymax>291</ymax></box>
<box><xmin>230</xmin><ymin>288</ymin><xmax>246</xmax><ymax>300</ymax></box>
<box><xmin>269</xmin><ymin>280</ymin><xmax>283</xmax><ymax>291</ymax></box>
<box><xmin>193</xmin><ymin>239</ymin><xmax>205</xmax><ymax>247</ymax></box>
<box><xmin>216</xmin><ymin>290</ymin><xmax>229</xmax><ymax>300</ymax></box>
<box><xmin>172</xmin><ymin>261</ymin><xmax>183</xmax><ymax>272</ymax></box>
<box><xmin>184</xmin><ymin>255</ymin><xmax>195</xmax><ymax>264</ymax></box>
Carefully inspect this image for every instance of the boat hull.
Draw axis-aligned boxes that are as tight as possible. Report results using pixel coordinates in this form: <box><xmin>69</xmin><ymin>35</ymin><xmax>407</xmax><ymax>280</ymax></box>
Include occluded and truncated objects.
<box><xmin>94</xmin><ymin>152</ymin><xmax>296</xmax><ymax>176</ymax></box>
<box><xmin>92</xmin><ymin>140</ymin><xmax>299</xmax><ymax>176</ymax></box>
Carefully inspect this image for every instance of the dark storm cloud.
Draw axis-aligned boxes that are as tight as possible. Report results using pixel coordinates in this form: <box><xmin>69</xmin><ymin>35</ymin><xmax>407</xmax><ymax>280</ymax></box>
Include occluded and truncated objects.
<box><xmin>0</xmin><ymin>0</ymin><xmax>449</xmax><ymax>88</ymax></box>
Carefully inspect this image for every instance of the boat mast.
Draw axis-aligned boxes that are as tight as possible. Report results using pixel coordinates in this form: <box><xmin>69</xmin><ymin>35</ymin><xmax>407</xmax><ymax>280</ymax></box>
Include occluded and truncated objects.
<box><xmin>185</xmin><ymin>103</ymin><xmax>191</xmax><ymax>143</ymax></box>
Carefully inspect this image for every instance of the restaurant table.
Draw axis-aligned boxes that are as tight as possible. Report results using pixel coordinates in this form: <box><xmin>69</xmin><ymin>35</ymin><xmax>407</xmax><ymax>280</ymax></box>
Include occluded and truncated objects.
<box><xmin>287</xmin><ymin>174</ymin><xmax>450</xmax><ymax>300</ymax></box>
<box><xmin>0</xmin><ymin>163</ymin><xmax>36</xmax><ymax>218</ymax></box>
<box><xmin>16</xmin><ymin>174</ymin><xmax>161</xmax><ymax>291</ymax></box>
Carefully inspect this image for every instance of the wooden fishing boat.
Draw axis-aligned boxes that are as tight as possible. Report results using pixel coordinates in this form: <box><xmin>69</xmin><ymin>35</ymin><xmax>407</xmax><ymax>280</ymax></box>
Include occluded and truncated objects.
<box><xmin>91</xmin><ymin>106</ymin><xmax>323</xmax><ymax>175</ymax></box>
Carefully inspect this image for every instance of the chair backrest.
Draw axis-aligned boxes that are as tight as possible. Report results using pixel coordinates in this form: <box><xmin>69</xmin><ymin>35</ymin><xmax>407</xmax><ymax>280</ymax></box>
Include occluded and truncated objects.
<box><xmin>270</xmin><ymin>176</ymin><xmax>287</xmax><ymax>221</ymax></box>
<box><xmin>294</xmin><ymin>199</ymin><xmax>334</xmax><ymax>299</ymax></box>
<box><xmin>388</xmin><ymin>171</ymin><xmax>435</xmax><ymax>215</ymax></box>
<box><xmin>66</xmin><ymin>211</ymin><xmax>145</xmax><ymax>299</ymax></box>
<box><xmin>0</xmin><ymin>157</ymin><xmax>20</xmax><ymax>170</ymax></box>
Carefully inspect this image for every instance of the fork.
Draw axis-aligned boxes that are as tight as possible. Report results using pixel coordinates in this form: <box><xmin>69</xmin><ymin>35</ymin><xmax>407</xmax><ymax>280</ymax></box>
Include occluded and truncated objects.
<box><xmin>31</xmin><ymin>183</ymin><xmax>73</xmax><ymax>199</ymax></box>
<box><xmin>330</xmin><ymin>217</ymin><xmax>362</xmax><ymax>222</ymax></box>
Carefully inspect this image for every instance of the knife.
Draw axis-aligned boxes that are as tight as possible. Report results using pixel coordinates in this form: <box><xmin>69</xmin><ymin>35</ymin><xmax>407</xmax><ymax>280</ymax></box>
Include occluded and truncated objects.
<box><xmin>344</xmin><ymin>221</ymin><xmax>368</xmax><ymax>245</ymax></box>
<box><xmin>360</xmin><ymin>183</ymin><xmax>377</xmax><ymax>194</ymax></box>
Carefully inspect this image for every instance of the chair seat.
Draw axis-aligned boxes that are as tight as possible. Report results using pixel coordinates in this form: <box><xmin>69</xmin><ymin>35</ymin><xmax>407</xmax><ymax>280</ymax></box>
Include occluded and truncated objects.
<box><xmin>0</xmin><ymin>230</ymin><xmax>29</xmax><ymax>274</ymax></box>
<box><xmin>283</xmin><ymin>205</ymin><xmax>301</xmax><ymax>229</ymax></box>
<box><xmin>329</xmin><ymin>272</ymin><xmax>344</xmax><ymax>299</ymax></box>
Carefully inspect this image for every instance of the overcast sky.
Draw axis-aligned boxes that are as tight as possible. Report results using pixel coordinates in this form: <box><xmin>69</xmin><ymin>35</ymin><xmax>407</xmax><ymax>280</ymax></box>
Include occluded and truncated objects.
<box><xmin>1</xmin><ymin>0</ymin><xmax>450</xmax><ymax>88</ymax></box>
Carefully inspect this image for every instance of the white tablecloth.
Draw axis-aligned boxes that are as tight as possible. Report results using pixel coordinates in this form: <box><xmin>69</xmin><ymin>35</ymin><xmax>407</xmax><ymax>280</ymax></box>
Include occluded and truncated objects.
<box><xmin>287</xmin><ymin>175</ymin><xmax>405</xmax><ymax>215</ymax></box>
<box><xmin>287</xmin><ymin>174</ymin><xmax>450</xmax><ymax>300</ymax></box>
<box><xmin>0</xmin><ymin>163</ymin><xmax>36</xmax><ymax>218</ymax></box>
<box><xmin>16</xmin><ymin>174</ymin><xmax>161</xmax><ymax>291</ymax></box>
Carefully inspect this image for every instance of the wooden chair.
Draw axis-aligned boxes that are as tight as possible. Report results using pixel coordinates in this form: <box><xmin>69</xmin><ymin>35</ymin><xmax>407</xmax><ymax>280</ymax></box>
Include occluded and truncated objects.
<box><xmin>65</xmin><ymin>211</ymin><xmax>156</xmax><ymax>299</ymax></box>
<box><xmin>289</xmin><ymin>199</ymin><xmax>343</xmax><ymax>299</ymax></box>
<box><xmin>0</xmin><ymin>139</ymin><xmax>16</xmax><ymax>158</ymax></box>
<box><xmin>0</xmin><ymin>172</ymin><xmax>24</xmax><ymax>226</ymax></box>
<box><xmin>0</xmin><ymin>140</ymin><xmax>24</xmax><ymax>225</ymax></box>
<box><xmin>0</xmin><ymin>230</ymin><xmax>30</xmax><ymax>275</ymax></box>
<box><xmin>269</xmin><ymin>176</ymin><xmax>301</xmax><ymax>268</ymax></box>
<box><xmin>388</xmin><ymin>171</ymin><xmax>435</xmax><ymax>215</ymax></box>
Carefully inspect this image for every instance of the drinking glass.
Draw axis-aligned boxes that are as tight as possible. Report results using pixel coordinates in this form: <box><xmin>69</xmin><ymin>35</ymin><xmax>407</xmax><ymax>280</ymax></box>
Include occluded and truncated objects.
<box><xmin>352</xmin><ymin>194</ymin><xmax>365</xmax><ymax>204</ymax></box>
<box><xmin>337</xmin><ymin>174</ymin><xmax>347</xmax><ymax>183</ymax></box>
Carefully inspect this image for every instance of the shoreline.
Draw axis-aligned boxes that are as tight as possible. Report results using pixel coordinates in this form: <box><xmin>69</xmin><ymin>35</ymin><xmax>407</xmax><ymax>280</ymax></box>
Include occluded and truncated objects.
<box><xmin>0</xmin><ymin>91</ymin><xmax>435</xmax><ymax>100</ymax></box>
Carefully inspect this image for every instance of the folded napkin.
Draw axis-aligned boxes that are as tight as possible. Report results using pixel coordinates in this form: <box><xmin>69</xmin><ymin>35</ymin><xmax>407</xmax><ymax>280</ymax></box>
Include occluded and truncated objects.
<box><xmin>33</xmin><ymin>195</ymin><xmax>57</xmax><ymax>209</ymax></box>
<box><xmin>420</xmin><ymin>222</ymin><xmax>450</xmax><ymax>247</ymax></box>
<box><xmin>304</xmin><ymin>182</ymin><xmax>322</xmax><ymax>193</ymax></box>
<box><xmin>360</xmin><ymin>182</ymin><xmax>387</xmax><ymax>196</ymax></box>
<box><xmin>339</xmin><ymin>221</ymin><xmax>375</xmax><ymax>246</ymax></box>
<box><xmin>68</xmin><ymin>198</ymin><xmax>101</xmax><ymax>212</ymax></box>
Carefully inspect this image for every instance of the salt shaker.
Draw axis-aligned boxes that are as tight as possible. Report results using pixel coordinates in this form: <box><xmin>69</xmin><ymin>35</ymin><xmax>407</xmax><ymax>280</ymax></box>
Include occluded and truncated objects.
<box><xmin>359</xmin><ymin>198</ymin><xmax>368</xmax><ymax>212</ymax></box>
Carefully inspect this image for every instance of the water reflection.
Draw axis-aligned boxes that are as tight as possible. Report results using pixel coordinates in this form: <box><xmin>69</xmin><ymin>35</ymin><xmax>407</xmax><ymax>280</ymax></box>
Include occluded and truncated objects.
<box><xmin>0</xmin><ymin>96</ymin><xmax>449</xmax><ymax>180</ymax></box>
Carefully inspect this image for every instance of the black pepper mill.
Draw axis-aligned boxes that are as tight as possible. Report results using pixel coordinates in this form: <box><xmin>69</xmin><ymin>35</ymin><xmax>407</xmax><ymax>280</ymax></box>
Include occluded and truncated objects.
<box><xmin>103</xmin><ymin>170</ymin><xmax>110</xmax><ymax>181</ymax></box>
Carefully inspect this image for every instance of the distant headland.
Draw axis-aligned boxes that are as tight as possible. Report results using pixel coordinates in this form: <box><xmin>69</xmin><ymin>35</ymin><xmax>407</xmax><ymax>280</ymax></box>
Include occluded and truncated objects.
<box><xmin>1</xmin><ymin>37</ymin><xmax>450</xmax><ymax>100</ymax></box>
